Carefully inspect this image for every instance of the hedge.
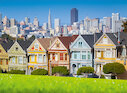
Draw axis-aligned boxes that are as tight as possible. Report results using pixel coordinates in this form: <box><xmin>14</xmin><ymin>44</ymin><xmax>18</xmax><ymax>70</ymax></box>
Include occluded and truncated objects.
<box><xmin>52</xmin><ymin>66</ymin><xmax>69</xmax><ymax>76</ymax></box>
<box><xmin>77</xmin><ymin>67</ymin><xmax>94</xmax><ymax>75</ymax></box>
<box><xmin>8</xmin><ymin>70</ymin><xmax>25</xmax><ymax>74</ymax></box>
<box><xmin>31</xmin><ymin>69</ymin><xmax>48</xmax><ymax>75</ymax></box>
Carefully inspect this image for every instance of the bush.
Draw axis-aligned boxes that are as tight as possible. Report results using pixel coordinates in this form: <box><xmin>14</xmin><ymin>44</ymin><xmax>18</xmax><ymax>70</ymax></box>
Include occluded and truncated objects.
<box><xmin>52</xmin><ymin>66</ymin><xmax>69</xmax><ymax>76</ymax></box>
<box><xmin>31</xmin><ymin>69</ymin><xmax>48</xmax><ymax>75</ymax></box>
<box><xmin>8</xmin><ymin>70</ymin><xmax>25</xmax><ymax>74</ymax></box>
<box><xmin>103</xmin><ymin>62</ymin><xmax>126</xmax><ymax>75</ymax></box>
<box><xmin>0</xmin><ymin>68</ymin><xmax>2</xmax><ymax>73</ymax></box>
<box><xmin>77</xmin><ymin>67</ymin><xmax>94</xmax><ymax>75</ymax></box>
<box><xmin>100</xmin><ymin>75</ymin><xmax>105</xmax><ymax>79</ymax></box>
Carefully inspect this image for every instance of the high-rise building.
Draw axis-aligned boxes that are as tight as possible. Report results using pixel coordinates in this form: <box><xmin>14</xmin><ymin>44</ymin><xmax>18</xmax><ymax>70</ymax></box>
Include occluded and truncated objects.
<box><xmin>48</xmin><ymin>9</ymin><xmax>52</xmax><ymax>29</ymax></box>
<box><xmin>3</xmin><ymin>16</ymin><xmax>10</xmax><ymax>27</ymax></box>
<box><xmin>71</xmin><ymin>8</ymin><xmax>78</xmax><ymax>25</ymax></box>
<box><xmin>63</xmin><ymin>24</ymin><xmax>68</xmax><ymax>35</ymax></box>
<box><xmin>33</xmin><ymin>17</ymin><xmax>39</xmax><ymax>27</ymax></box>
<box><xmin>112</xmin><ymin>13</ymin><xmax>120</xmax><ymax>33</ymax></box>
<box><xmin>43</xmin><ymin>23</ymin><xmax>48</xmax><ymax>30</ymax></box>
<box><xmin>25</xmin><ymin>17</ymin><xmax>30</xmax><ymax>25</ymax></box>
<box><xmin>54</xmin><ymin>18</ymin><xmax>60</xmax><ymax>29</ymax></box>
<box><xmin>84</xmin><ymin>17</ymin><xmax>91</xmax><ymax>33</ymax></box>
<box><xmin>10</xmin><ymin>18</ymin><xmax>16</xmax><ymax>27</ymax></box>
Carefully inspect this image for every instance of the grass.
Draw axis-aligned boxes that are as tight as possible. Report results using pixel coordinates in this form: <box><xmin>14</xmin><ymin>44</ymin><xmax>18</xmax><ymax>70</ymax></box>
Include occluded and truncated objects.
<box><xmin>0</xmin><ymin>74</ymin><xmax>127</xmax><ymax>93</ymax></box>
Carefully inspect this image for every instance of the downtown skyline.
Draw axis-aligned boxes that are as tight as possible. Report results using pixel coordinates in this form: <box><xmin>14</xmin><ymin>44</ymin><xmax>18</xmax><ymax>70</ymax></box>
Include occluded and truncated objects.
<box><xmin>0</xmin><ymin>0</ymin><xmax>127</xmax><ymax>25</ymax></box>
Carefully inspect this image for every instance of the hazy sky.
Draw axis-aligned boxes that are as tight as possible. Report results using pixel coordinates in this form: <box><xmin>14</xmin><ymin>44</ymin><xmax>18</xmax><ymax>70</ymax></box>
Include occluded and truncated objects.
<box><xmin>0</xmin><ymin>0</ymin><xmax>127</xmax><ymax>25</ymax></box>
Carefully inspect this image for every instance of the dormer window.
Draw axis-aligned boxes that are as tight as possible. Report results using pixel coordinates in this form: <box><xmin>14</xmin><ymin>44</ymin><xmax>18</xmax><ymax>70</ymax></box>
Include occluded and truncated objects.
<box><xmin>34</xmin><ymin>43</ymin><xmax>39</xmax><ymax>50</ymax></box>
<box><xmin>103</xmin><ymin>36</ymin><xmax>108</xmax><ymax>44</ymax></box>
<box><xmin>56</xmin><ymin>43</ymin><xmax>60</xmax><ymax>48</ymax></box>
<box><xmin>15</xmin><ymin>47</ymin><xmax>18</xmax><ymax>51</ymax></box>
<box><xmin>78</xmin><ymin>42</ymin><xmax>82</xmax><ymax>47</ymax></box>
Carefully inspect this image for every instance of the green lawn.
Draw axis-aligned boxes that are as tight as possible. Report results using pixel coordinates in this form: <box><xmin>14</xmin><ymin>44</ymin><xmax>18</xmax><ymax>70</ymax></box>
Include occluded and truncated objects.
<box><xmin>0</xmin><ymin>74</ymin><xmax>127</xmax><ymax>93</ymax></box>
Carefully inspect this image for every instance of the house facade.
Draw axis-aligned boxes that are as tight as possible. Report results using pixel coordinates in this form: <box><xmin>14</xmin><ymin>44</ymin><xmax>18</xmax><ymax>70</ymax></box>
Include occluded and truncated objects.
<box><xmin>8</xmin><ymin>40</ymin><xmax>33</xmax><ymax>72</ymax></box>
<box><xmin>94</xmin><ymin>32</ymin><xmax>127</xmax><ymax>75</ymax></box>
<box><xmin>48</xmin><ymin>36</ymin><xmax>78</xmax><ymax>74</ymax></box>
<box><xmin>0</xmin><ymin>41</ymin><xmax>13</xmax><ymax>72</ymax></box>
<box><xmin>70</xmin><ymin>35</ymin><xmax>94</xmax><ymax>74</ymax></box>
<box><xmin>27</xmin><ymin>38</ymin><xmax>55</xmax><ymax>74</ymax></box>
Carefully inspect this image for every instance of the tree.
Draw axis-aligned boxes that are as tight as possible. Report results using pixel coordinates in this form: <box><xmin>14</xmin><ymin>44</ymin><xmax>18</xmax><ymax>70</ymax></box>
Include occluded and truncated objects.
<box><xmin>77</xmin><ymin>67</ymin><xmax>94</xmax><ymax>76</ymax></box>
<box><xmin>103</xmin><ymin>62</ymin><xmax>126</xmax><ymax>79</ymax></box>
<box><xmin>122</xmin><ymin>21</ymin><xmax>127</xmax><ymax>32</ymax></box>
<box><xmin>31</xmin><ymin>69</ymin><xmax>48</xmax><ymax>75</ymax></box>
<box><xmin>1</xmin><ymin>34</ymin><xmax>14</xmax><ymax>41</ymax></box>
<box><xmin>52</xmin><ymin>66</ymin><xmax>69</xmax><ymax>76</ymax></box>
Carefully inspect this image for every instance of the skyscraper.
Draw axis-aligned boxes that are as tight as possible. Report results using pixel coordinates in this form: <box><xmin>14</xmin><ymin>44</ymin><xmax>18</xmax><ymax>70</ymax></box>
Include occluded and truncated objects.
<box><xmin>112</xmin><ymin>13</ymin><xmax>120</xmax><ymax>33</ymax></box>
<box><xmin>48</xmin><ymin>9</ymin><xmax>52</xmax><ymax>29</ymax></box>
<box><xmin>33</xmin><ymin>17</ymin><xmax>39</xmax><ymax>27</ymax></box>
<box><xmin>71</xmin><ymin>8</ymin><xmax>78</xmax><ymax>25</ymax></box>
<box><xmin>54</xmin><ymin>18</ymin><xmax>60</xmax><ymax>29</ymax></box>
<box><xmin>25</xmin><ymin>17</ymin><xmax>30</xmax><ymax>25</ymax></box>
<box><xmin>10</xmin><ymin>18</ymin><xmax>16</xmax><ymax>27</ymax></box>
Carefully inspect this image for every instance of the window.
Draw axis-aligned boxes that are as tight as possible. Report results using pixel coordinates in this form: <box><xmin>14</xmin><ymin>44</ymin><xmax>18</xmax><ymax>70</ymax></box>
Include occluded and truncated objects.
<box><xmin>12</xmin><ymin>57</ymin><xmax>15</xmax><ymax>63</ymax></box>
<box><xmin>106</xmin><ymin>49</ymin><xmax>112</xmax><ymax>58</ymax></box>
<box><xmin>65</xmin><ymin>54</ymin><xmax>67</xmax><ymax>60</ymax></box>
<box><xmin>73</xmin><ymin>51</ymin><xmax>80</xmax><ymax>59</ymax></box>
<box><xmin>15</xmin><ymin>47</ymin><xmax>18</xmax><ymax>51</ymax></box>
<box><xmin>60</xmin><ymin>53</ymin><xmax>63</xmax><ymax>60</ymax></box>
<box><xmin>0</xmin><ymin>49</ymin><xmax>1</xmax><ymax>53</ymax></box>
<box><xmin>0</xmin><ymin>59</ymin><xmax>2</xmax><ymax>65</ymax></box>
<box><xmin>34</xmin><ymin>43</ymin><xmax>39</xmax><ymax>50</ymax></box>
<box><xmin>52</xmin><ymin>54</ymin><xmax>55</xmax><ymax>60</ymax></box>
<box><xmin>88</xmin><ymin>51</ymin><xmax>91</xmax><ymax>60</ymax></box>
<box><xmin>24</xmin><ymin>58</ymin><xmax>26</xmax><ymax>64</ymax></box>
<box><xmin>74</xmin><ymin>54</ymin><xmax>77</xmax><ymax>59</ymax></box>
<box><xmin>82</xmin><ymin>51</ymin><xmax>86</xmax><ymax>59</ymax></box>
<box><xmin>43</xmin><ymin>55</ymin><xmax>46</xmax><ymax>63</ymax></box>
<box><xmin>78</xmin><ymin>42</ymin><xmax>82</xmax><ymax>47</ymax></box>
<box><xmin>31</xmin><ymin>55</ymin><xmax>35</xmax><ymax>62</ymax></box>
<box><xmin>6</xmin><ymin>60</ymin><xmax>8</xmax><ymax>65</ymax></box>
<box><xmin>18</xmin><ymin>56</ymin><xmax>23</xmax><ymax>64</ymax></box>
<box><xmin>56</xmin><ymin>43</ymin><xmax>60</xmax><ymax>48</ymax></box>
<box><xmin>103</xmin><ymin>37</ymin><xmax>108</xmax><ymax>44</ymax></box>
<box><xmin>38</xmin><ymin>54</ymin><xmax>42</xmax><ymax>63</ymax></box>
<box><xmin>97</xmin><ymin>51</ymin><xmax>101</xmax><ymax>57</ymax></box>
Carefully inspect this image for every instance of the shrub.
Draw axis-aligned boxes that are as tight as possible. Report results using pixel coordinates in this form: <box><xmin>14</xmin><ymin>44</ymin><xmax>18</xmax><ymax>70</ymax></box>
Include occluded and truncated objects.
<box><xmin>52</xmin><ymin>66</ymin><xmax>69</xmax><ymax>76</ymax></box>
<box><xmin>103</xmin><ymin>62</ymin><xmax>126</xmax><ymax>75</ymax></box>
<box><xmin>100</xmin><ymin>75</ymin><xmax>105</xmax><ymax>79</ymax></box>
<box><xmin>8</xmin><ymin>70</ymin><xmax>25</xmax><ymax>74</ymax></box>
<box><xmin>31</xmin><ymin>69</ymin><xmax>48</xmax><ymax>75</ymax></box>
<box><xmin>77</xmin><ymin>67</ymin><xmax>94</xmax><ymax>75</ymax></box>
<box><xmin>0</xmin><ymin>68</ymin><xmax>2</xmax><ymax>73</ymax></box>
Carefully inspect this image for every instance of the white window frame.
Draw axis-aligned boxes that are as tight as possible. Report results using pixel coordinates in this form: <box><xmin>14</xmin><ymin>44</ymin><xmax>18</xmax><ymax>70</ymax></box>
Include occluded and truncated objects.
<box><xmin>38</xmin><ymin>54</ymin><xmax>43</xmax><ymax>63</ymax></box>
<box><xmin>34</xmin><ymin>43</ymin><xmax>39</xmax><ymax>50</ymax></box>
<box><xmin>31</xmin><ymin>55</ymin><xmax>35</xmax><ymax>62</ymax></box>
<box><xmin>12</xmin><ymin>57</ymin><xmax>15</xmax><ymax>64</ymax></box>
<box><xmin>18</xmin><ymin>56</ymin><xmax>23</xmax><ymax>64</ymax></box>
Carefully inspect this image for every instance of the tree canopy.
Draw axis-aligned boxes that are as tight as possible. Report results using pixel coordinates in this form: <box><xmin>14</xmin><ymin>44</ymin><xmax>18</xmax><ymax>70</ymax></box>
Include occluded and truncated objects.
<box><xmin>122</xmin><ymin>21</ymin><xmax>127</xmax><ymax>32</ymax></box>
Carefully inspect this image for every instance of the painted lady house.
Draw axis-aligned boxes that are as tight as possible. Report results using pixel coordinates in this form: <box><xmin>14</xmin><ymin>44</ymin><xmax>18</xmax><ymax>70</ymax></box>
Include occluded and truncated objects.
<box><xmin>8</xmin><ymin>39</ymin><xmax>34</xmax><ymax>72</ymax></box>
<box><xmin>48</xmin><ymin>35</ymin><xmax>78</xmax><ymax>73</ymax></box>
<box><xmin>94</xmin><ymin>32</ymin><xmax>127</xmax><ymax>76</ymax></box>
<box><xmin>0</xmin><ymin>40</ymin><xmax>13</xmax><ymax>72</ymax></box>
<box><xmin>27</xmin><ymin>38</ymin><xmax>55</xmax><ymax>74</ymax></box>
<box><xmin>70</xmin><ymin>33</ymin><xmax>102</xmax><ymax>74</ymax></box>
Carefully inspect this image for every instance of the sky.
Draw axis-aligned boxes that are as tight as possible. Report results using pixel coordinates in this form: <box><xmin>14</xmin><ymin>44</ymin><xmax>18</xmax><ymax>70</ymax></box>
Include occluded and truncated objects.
<box><xmin>0</xmin><ymin>0</ymin><xmax>127</xmax><ymax>25</ymax></box>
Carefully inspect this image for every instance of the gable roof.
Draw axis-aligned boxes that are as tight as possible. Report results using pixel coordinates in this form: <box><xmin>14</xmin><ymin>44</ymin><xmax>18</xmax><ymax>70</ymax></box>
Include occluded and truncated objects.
<box><xmin>58</xmin><ymin>35</ymin><xmax>78</xmax><ymax>49</ymax></box>
<box><xmin>81</xmin><ymin>35</ymin><xmax>94</xmax><ymax>48</ymax></box>
<box><xmin>17</xmin><ymin>38</ymin><xmax>35</xmax><ymax>51</ymax></box>
<box><xmin>1</xmin><ymin>40</ymin><xmax>14</xmax><ymax>52</ymax></box>
<box><xmin>37</xmin><ymin>37</ymin><xmax>56</xmax><ymax>50</ymax></box>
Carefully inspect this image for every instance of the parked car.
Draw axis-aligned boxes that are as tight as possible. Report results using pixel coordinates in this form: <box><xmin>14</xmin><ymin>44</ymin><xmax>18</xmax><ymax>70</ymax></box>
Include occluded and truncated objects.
<box><xmin>88</xmin><ymin>73</ymin><xmax>99</xmax><ymax>78</ymax></box>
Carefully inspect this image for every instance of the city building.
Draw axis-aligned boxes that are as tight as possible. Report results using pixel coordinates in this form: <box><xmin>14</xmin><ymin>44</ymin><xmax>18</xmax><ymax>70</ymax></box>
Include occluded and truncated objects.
<box><xmin>25</xmin><ymin>17</ymin><xmax>30</xmax><ymax>25</ymax></box>
<box><xmin>112</xmin><ymin>13</ymin><xmax>120</xmax><ymax>33</ymax></box>
<box><xmin>71</xmin><ymin>8</ymin><xmax>78</xmax><ymax>25</ymax></box>
<box><xmin>43</xmin><ymin>23</ymin><xmax>48</xmax><ymax>30</ymax></box>
<box><xmin>10</xmin><ymin>18</ymin><xmax>16</xmax><ymax>27</ymax></box>
<box><xmin>33</xmin><ymin>17</ymin><xmax>39</xmax><ymax>27</ymax></box>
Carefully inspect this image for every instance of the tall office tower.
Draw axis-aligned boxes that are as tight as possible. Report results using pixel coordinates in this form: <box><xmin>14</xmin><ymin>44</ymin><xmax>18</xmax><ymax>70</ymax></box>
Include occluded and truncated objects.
<box><xmin>91</xmin><ymin>18</ymin><xmax>99</xmax><ymax>29</ymax></box>
<box><xmin>0</xmin><ymin>13</ymin><xmax>2</xmax><ymax>25</ymax></box>
<box><xmin>54</xmin><ymin>18</ymin><xmax>60</xmax><ymax>29</ymax></box>
<box><xmin>112</xmin><ymin>13</ymin><xmax>120</xmax><ymax>33</ymax></box>
<box><xmin>33</xmin><ymin>17</ymin><xmax>39</xmax><ymax>27</ymax></box>
<box><xmin>63</xmin><ymin>24</ymin><xmax>68</xmax><ymax>35</ymax></box>
<box><xmin>84</xmin><ymin>17</ymin><xmax>91</xmax><ymax>33</ymax></box>
<box><xmin>10</xmin><ymin>18</ymin><xmax>16</xmax><ymax>27</ymax></box>
<box><xmin>71</xmin><ymin>8</ymin><xmax>78</xmax><ymax>25</ymax></box>
<box><xmin>43</xmin><ymin>23</ymin><xmax>48</xmax><ymax>30</ymax></box>
<box><xmin>3</xmin><ymin>16</ymin><xmax>10</xmax><ymax>27</ymax></box>
<box><xmin>25</xmin><ymin>17</ymin><xmax>30</xmax><ymax>25</ymax></box>
<box><xmin>48</xmin><ymin>9</ymin><xmax>52</xmax><ymax>29</ymax></box>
